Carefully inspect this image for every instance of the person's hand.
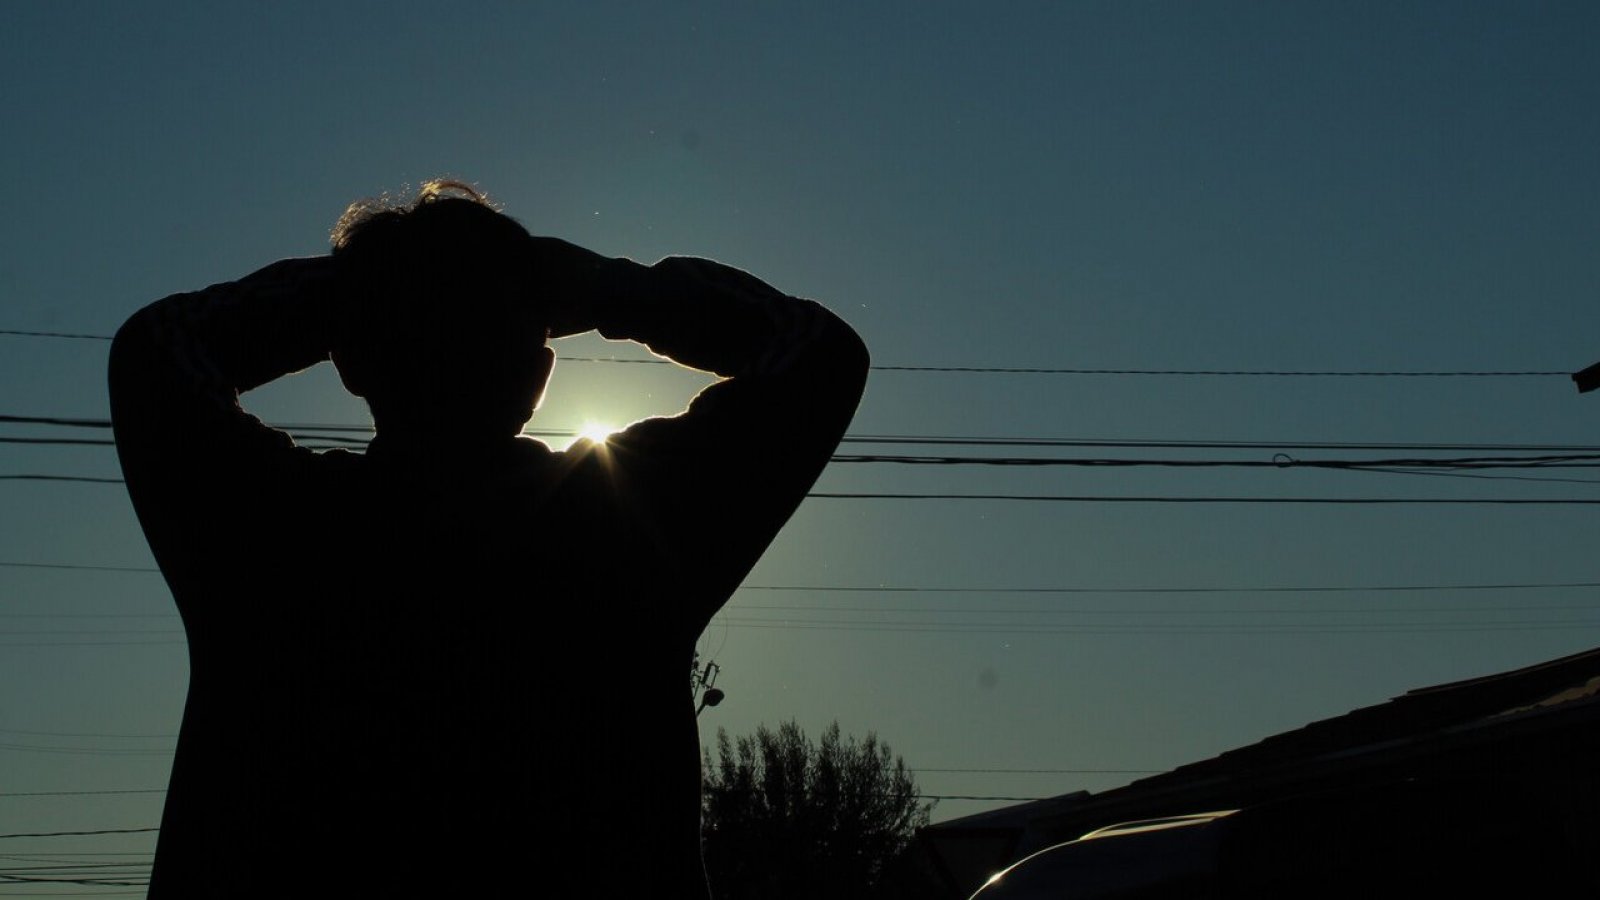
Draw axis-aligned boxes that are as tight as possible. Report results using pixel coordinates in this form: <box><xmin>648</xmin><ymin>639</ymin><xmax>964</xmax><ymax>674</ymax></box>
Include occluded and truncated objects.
<box><xmin>528</xmin><ymin>236</ymin><xmax>610</xmax><ymax>339</ymax></box>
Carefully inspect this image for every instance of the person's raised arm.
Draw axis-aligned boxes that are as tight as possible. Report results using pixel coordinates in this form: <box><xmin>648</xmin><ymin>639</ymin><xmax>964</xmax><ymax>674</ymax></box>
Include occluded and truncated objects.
<box><xmin>536</xmin><ymin>239</ymin><xmax>870</xmax><ymax>621</ymax></box>
<box><xmin>109</xmin><ymin>257</ymin><xmax>347</xmax><ymax>543</ymax></box>
<box><xmin>537</xmin><ymin>238</ymin><xmax>869</xmax><ymax>422</ymax></box>
<box><xmin>110</xmin><ymin>256</ymin><xmax>344</xmax><ymax>420</ymax></box>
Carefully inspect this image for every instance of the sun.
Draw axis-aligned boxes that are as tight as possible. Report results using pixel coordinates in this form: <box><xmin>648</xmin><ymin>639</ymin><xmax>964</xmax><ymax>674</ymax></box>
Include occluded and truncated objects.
<box><xmin>577</xmin><ymin>420</ymin><xmax>618</xmax><ymax>445</ymax></box>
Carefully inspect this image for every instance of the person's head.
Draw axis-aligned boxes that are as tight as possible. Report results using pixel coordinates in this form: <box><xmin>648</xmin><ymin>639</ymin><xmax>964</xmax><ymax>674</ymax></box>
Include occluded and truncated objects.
<box><xmin>329</xmin><ymin>181</ymin><xmax>555</xmax><ymax>443</ymax></box>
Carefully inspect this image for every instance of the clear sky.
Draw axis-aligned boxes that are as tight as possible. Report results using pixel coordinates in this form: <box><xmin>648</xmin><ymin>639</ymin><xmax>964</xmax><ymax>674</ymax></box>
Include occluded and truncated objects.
<box><xmin>5</xmin><ymin>0</ymin><xmax>1600</xmax><ymax>882</ymax></box>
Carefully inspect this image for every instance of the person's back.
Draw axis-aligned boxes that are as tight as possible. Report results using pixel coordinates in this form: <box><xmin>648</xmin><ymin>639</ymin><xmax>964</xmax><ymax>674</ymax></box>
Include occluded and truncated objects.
<box><xmin>109</xmin><ymin>183</ymin><xmax>869</xmax><ymax>897</ymax></box>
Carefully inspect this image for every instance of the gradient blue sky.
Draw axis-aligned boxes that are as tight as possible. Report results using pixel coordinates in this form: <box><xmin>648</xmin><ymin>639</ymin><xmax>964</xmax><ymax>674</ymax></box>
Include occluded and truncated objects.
<box><xmin>5</xmin><ymin>0</ymin><xmax>1600</xmax><ymax>877</ymax></box>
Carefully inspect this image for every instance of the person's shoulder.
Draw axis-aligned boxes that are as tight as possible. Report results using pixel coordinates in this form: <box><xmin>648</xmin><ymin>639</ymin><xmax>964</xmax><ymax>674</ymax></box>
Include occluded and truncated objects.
<box><xmin>501</xmin><ymin>435</ymin><xmax>572</xmax><ymax>485</ymax></box>
<box><xmin>315</xmin><ymin>446</ymin><xmax>367</xmax><ymax>469</ymax></box>
<box><xmin>543</xmin><ymin>435</ymin><xmax>618</xmax><ymax>475</ymax></box>
<box><xmin>511</xmin><ymin>435</ymin><xmax>558</xmax><ymax>463</ymax></box>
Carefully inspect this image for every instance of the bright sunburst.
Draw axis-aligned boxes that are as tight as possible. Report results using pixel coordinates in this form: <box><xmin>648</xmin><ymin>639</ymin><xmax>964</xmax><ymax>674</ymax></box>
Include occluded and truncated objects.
<box><xmin>577</xmin><ymin>421</ymin><xmax>618</xmax><ymax>445</ymax></box>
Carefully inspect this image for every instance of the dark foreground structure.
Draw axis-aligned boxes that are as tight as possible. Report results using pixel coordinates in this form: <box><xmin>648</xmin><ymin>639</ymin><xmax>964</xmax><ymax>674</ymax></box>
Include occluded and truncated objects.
<box><xmin>925</xmin><ymin>646</ymin><xmax>1600</xmax><ymax>898</ymax></box>
<box><xmin>111</xmin><ymin>185</ymin><xmax>868</xmax><ymax>897</ymax></box>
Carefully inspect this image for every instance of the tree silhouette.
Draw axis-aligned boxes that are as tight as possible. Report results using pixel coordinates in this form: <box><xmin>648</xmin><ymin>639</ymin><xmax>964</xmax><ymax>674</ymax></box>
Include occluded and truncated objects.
<box><xmin>701</xmin><ymin>720</ymin><xmax>936</xmax><ymax>900</ymax></box>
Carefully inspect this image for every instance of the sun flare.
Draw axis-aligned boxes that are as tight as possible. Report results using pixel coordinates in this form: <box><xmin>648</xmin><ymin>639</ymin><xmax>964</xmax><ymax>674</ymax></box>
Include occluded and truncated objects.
<box><xmin>577</xmin><ymin>421</ymin><xmax>618</xmax><ymax>445</ymax></box>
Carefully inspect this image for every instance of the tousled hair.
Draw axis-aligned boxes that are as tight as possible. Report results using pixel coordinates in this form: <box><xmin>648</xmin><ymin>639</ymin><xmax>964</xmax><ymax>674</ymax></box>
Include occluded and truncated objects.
<box><xmin>331</xmin><ymin>179</ymin><xmax>509</xmax><ymax>253</ymax></box>
<box><xmin>329</xmin><ymin>180</ymin><xmax>550</xmax><ymax>413</ymax></box>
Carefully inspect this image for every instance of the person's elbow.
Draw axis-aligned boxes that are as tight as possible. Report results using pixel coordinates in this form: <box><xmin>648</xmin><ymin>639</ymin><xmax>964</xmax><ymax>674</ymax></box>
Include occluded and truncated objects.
<box><xmin>818</xmin><ymin>311</ymin><xmax>870</xmax><ymax>402</ymax></box>
<box><xmin>838</xmin><ymin>320</ymin><xmax>871</xmax><ymax>387</ymax></box>
<box><xmin>108</xmin><ymin>299</ymin><xmax>188</xmax><ymax>413</ymax></box>
<box><xmin>108</xmin><ymin>307</ymin><xmax>159</xmax><ymax>393</ymax></box>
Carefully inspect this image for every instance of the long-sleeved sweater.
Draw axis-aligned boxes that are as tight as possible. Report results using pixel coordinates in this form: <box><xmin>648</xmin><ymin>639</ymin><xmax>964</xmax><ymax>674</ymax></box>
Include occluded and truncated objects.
<box><xmin>110</xmin><ymin>253</ymin><xmax>869</xmax><ymax>898</ymax></box>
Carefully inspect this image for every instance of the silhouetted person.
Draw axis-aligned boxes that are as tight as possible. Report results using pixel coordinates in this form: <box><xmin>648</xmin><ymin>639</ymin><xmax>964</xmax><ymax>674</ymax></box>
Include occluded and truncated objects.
<box><xmin>109</xmin><ymin>182</ymin><xmax>869</xmax><ymax>898</ymax></box>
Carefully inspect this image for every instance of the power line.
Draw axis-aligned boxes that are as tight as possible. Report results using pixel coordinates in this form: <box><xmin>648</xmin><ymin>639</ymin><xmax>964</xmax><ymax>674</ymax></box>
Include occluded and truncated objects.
<box><xmin>0</xmin><ymin>476</ymin><xmax>122</xmax><ymax>485</ymax></box>
<box><xmin>730</xmin><ymin>602</ymin><xmax>1600</xmax><ymax>615</ymax></box>
<box><xmin>0</xmin><ymin>563</ymin><xmax>158</xmax><ymax>574</ymax></box>
<box><xmin>4</xmin><ymin>620</ymin><xmax>1591</xmax><ymax>641</ymax></box>
<box><xmin>0</xmin><ymin>845</ymin><xmax>154</xmax><ymax>851</ymax></box>
<box><xmin>9</xmin><ymin>556</ymin><xmax>1600</xmax><ymax>632</ymax></box>
<box><xmin>915</xmin><ymin>767</ymin><xmax>1159</xmax><ymax>775</ymax></box>
<box><xmin>13</xmin><ymin>414</ymin><xmax>1600</xmax><ymax>455</ymax></box>
<box><xmin>712</xmin><ymin>618</ymin><xmax>1600</xmax><ymax>635</ymax></box>
<box><xmin>8</xmin><ymin>600</ymin><xmax>1597</xmax><ymax>621</ymax></box>
<box><xmin>0</xmin><ymin>868</ymin><xmax>151</xmax><ymax>885</ymax></box>
<box><xmin>0</xmin><ymin>631</ymin><xmax>182</xmax><ymax>637</ymax></box>
<box><xmin>279</xmin><ymin>424</ymin><xmax>1163</xmax><ymax>454</ymax></box>
<box><xmin>0</xmin><ymin>637</ymin><xmax>180</xmax><ymax>647</ymax></box>
<box><xmin>0</xmin><ymin>438</ymin><xmax>112</xmax><ymax>447</ymax></box>
<box><xmin>0</xmin><ymin>791</ymin><xmax>164</xmax><ymax>799</ymax></box>
<box><xmin>16</xmin><ymin>431</ymin><xmax>1600</xmax><ymax>479</ymax></box>
<box><xmin>0</xmin><ymin>728</ymin><xmax>169</xmax><ymax>739</ymax></box>
<box><xmin>230</xmin><ymin>430</ymin><xmax>1600</xmax><ymax>453</ymax></box>
<box><xmin>806</xmin><ymin>493</ymin><xmax>1600</xmax><ymax>505</ymax></box>
<box><xmin>0</xmin><ymin>744</ymin><xmax>173</xmax><ymax>756</ymax></box>
<box><xmin>0</xmin><ymin>329</ymin><xmax>110</xmax><ymax>342</ymax></box>
<box><xmin>0</xmin><ymin>883</ymin><xmax>148</xmax><ymax>890</ymax></box>
<box><xmin>845</xmin><ymin>435</ymin><xmax>1600</xmax><ymax>452</ymax></box>
<box><xmin>0</xmin><ymin>615</ymin><xmax>174</xmax><ymax>620</ymax></box>
<box><xmin>9</xmin><ymin>560</ymin><xmax>1600</xmax><ymax>597</ymax></box>
<box><xmin>12</xmin><ymin>475</ymin><xmax>1600</xmax><ymax>503</ymax></box>
<box><xmin>0</xmin><ymin>416</ymin><xmax>109</xmax><ymax>430</ymax></box>
<box><xmin>0</xmin><ymin>779</ymin><xmax>1104</xmax><ymax>804</ymax></box>
<box><xmin>736</xmin><ymin>580</ymin><xmax>1600</xmax><ymax>595</ymax></box>
<box><xmin>0</xmin><ymin>328</ymin><xmax>1572</xmax><ymax>378</ymax></box>
<box><xmin>870</xmin><ymin>365</ymin><xmax>1568</xmax><ymax>377</ymax></box>
<box><xmin>0</xmin><ymin>874</ymin><xmax>148</xmax><ymax>887</ymax></box>
<box><xmin>6</xmin><ymin>610</ymin><xmax>1597</xmax><ymax>642</ymax></box>
<box><xmin>0</xmin><ymin>828</ymin><xmax>157</xmax><ymax>841</ymax></box>
<box><xmin>918</xmin><ymin>793</ymin><xmax>1046</xmax><ymax>801</ymax></box>
<box><xmin>5</xmin><ymin>597</ymin><xmax>1596</xmax><ymax>623</ymax></box>
<box><xmin>0</xmin><ymin>858</ymin><xmax>151</xmax><ymax>864</ymax></box>
<box><xmin>1352</xmin><ymin>466</ymin><xmax>1600</xmax><ymax>486</ymax></box>
<box><xmin>828</xmin><ymin>452</ymin><xmax>1600</xmax><ymax>470</ymax></box>
<box><xmin>6</xmin><ymin>864</ymin><xmax>142</xmax><ymax>888</ymax></box>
